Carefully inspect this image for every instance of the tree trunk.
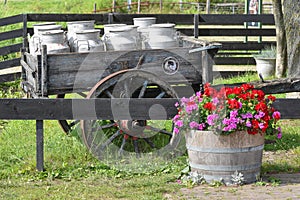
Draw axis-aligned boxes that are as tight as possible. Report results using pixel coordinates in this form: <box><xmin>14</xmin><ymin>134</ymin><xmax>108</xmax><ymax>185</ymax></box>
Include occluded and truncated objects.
<box><xmin>272</xmin><ymin>0</ymin><xmax>287</xmax><ymax>78</ymax></box>
<box><xmin>284</xmin><ymin>0</ymin><xmax>300</xmax><ymax>78</ymax></box>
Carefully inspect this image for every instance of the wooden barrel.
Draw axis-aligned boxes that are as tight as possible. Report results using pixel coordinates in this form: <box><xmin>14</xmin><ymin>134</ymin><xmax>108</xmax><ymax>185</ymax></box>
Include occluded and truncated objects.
<box><xmin>185</xmin><ymin>130</ymin><xmax>264</xmax><ymax>185</ymax></box>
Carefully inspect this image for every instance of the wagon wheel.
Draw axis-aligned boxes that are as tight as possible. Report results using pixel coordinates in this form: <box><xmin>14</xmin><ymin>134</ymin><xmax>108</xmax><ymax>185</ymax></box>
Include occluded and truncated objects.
<box><xmin>80</xmin><ymin>69</ymin><xmax>181</xmax><ymax>161</ymax></box>
<box><xmin>57</xmin><ymin>92</ymin><xmax>87</xmax><ymax>134</ymax></box>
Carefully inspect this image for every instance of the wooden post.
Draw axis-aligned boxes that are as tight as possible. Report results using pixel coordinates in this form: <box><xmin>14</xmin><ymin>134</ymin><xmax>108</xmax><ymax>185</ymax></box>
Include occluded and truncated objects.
<box><xmin>112</xmin><ymin>0</ymin><xmax>116</xmax><ymax>12</ymax></box>
<box><xmin>41</xmin><ymin>45</ymin><xmax>48</xmax><ymax>97</ymax></box>
<box><xmin>160</xmin><ymin>0</ymin><xmax>163</xmax><ymax>13</ymax></box>
<box><xmin>194</xmin><ymin>14</ymin><xmax>199</xmax><ymax>38</ymax></box>
<box><xmin>206</xmin><ymin>0</ymin><xmax>211</xmax><ymax>14</ymax></box>
<box><xmin>138</xmin><ymin>0</ymin><xmax>141</xmax><ymax>13</ymax></box>
<box><xmin>94</xmin><ymin>3</ymin><xmax>97</xmax><ymax>13</ymax></box>
<box><xmin>36</xmin><ymin>120</ymin><xmax>44</xmax><ymax>171</ymax></box>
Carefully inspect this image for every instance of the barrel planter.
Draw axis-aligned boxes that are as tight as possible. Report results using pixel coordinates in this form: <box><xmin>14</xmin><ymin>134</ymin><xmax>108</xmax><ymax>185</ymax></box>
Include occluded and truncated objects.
<box><xmin>185</xmin><ymin>130</ymin><xmax>264</xmax><ymax>185</ymax></box>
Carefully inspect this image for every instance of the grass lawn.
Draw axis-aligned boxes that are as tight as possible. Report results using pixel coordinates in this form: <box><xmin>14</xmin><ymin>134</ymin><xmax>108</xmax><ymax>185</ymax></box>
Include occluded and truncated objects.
<box><xmin>0</xmin><ymin>74</ymin><xmax>299</xmax><ymax>199</ymax></box>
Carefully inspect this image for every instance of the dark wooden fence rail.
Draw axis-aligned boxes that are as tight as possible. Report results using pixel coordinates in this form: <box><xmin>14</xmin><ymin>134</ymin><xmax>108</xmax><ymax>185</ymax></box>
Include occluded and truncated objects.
<box><xmin>0</xmin><ymin>14</ymin><xmax>26</xmax><ymax>82</ymax></box>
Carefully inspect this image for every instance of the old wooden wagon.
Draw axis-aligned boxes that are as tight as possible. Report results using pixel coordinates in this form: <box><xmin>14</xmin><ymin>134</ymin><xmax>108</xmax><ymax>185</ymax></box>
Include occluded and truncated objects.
<box><xmin>21</xmin><ymin>30</ymin><xmax>220</xmax><ymax>162</ymax></box>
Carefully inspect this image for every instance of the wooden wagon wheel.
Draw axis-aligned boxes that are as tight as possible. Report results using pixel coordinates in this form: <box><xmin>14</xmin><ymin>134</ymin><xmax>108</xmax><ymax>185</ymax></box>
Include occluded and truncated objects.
<box><xmin>80</xmin><ymin>69</ymin><xmax>181</xmax><ymax>160</ymax></box>
<box><xmin>57</xmin><ymin>92</ymin><xmax>87</xmax><ymax>134</ymax></box>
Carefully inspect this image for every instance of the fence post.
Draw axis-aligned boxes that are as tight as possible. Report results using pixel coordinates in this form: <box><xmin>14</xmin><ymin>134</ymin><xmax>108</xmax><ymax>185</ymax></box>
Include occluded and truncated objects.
<box><xmin>94</xmin><ymin>3</ymin><xmax>97</xmax><ymax>13</ymax></box>
<box><xmin>194</xmin><ymin>14</ymin><xmax>199</xmax><ymax>38</ymax></box>
<box><xmin>36</xmin><ymin>120</ymin><xmax>44</xmax><ymax>171</ymax></box>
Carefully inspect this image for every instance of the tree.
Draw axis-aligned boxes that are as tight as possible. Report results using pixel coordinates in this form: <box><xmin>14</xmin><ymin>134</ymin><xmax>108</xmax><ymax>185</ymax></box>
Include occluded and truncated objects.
<box><xmin>272</xmin><ymin>0</ymin><xmax>287</xmax><ymax>78</ymax></box>
<box><xmin>272</xmin><ymin>0</ymin><xmax>300</xmax><ymax>78</ymax></box>
<box><xmin>283</xmin><ymin>0</ymin><xmax>300</xmax><ymax>77</ymax></box>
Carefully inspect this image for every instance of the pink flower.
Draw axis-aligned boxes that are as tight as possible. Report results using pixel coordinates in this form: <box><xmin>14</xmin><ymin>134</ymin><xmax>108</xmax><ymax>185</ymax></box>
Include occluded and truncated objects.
<box><xmin>175</xmin><ymin>102</ymin><xmax>179</xmax><ymax>107</ymax></box>
<box><xmin>175</xmin><ymin>120</ymin><xmax>184</xmax><ymax>127</ymax></box>
<box><xmin>189</xmin><ymin>121</ymin><xmax>199</xmax><ymax>129</ymax></box>
<box><xmin>174</xmin><ymin>127</ymin><xmax>179</xmax><ymax>134</ymax></box>
<box><xmin>272</xmin><ymin>111</ymin><xmax>281</xmax><ymax>120</ymax></box>
<box><xmin>277</xmin><ymin>127</ymin><xmax>282</xmax><ymax>139</ymax></box>
<box><xmin>198</xmin><ymin>123</ymin><xmax>206</xmax><ymax>130</ymax></box>
<box><xmin>207</xmin><ymin>114</ymin><xmax>219</xmax><ymax>126</ymax></box>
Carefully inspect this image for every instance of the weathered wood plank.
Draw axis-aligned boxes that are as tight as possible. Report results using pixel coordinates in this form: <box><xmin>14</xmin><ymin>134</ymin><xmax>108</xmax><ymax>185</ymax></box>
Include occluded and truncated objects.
<box><xmin>0</xmin><ymin>58</ymin><xmax>21</xmax><ymax>70</ymax></box>
<box><xmin>214</xmin><ymin>57</ymin><xmax>255</xmax><ymax>65</ymax></box>
<box><xmin>27</xmin><ymin>13</ymin><xmax>108</xmax><ymax>24</ymax></box>
<box><xmin>0</xmin><ymin>98</ymin><xmax>178</xmax><ymax>120</ymax></box>
<box><xmin>112</xmin><ymin>13</ymin><xmax>195</xmax><ymax>24</ymax></box>
<box><xmin>220</xmin><ymin>42</ymin><xmax>276</xmax><ymax>51</ymax></box>
<box><xmin>198</xmin><ymin>14</ymin><xmax>275</xmax><ymax>25</ymax></box>
<box><xmin>179</xmin><ymin>28</ymin><xmax>276</xmax><ymax>37</ymax></box>
<box><xmin>0</xmin><ymin>72</ymin><xmax>21</xmax><ymax>83</ymax></box>
<box><xmin>0</xmin><ymin>98</ymin><xmax>298</xmax><ymax>120</ymax></box>
<box><xmin>44</xmin><ymin>47</ymin><xmax>204</xmax><ymax>94</ymax></box>
<box><xmin>0</xmin><ymin>43</ymin><xmax>22</xmax><ymax>56</ymax></box>
<box><xmin>0</xmin><ymin>14</ymin><xmax>23</xmax><ymax>27</ymax></box>
<box><xmin>0</xmin><ymin>29</ymin><xmax>23</xmax><ymax>41</ymax></box>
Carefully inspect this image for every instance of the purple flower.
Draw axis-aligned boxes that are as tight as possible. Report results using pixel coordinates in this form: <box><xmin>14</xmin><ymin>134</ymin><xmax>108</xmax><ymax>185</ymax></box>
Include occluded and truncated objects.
<box><xmin>241</xmin><ymin>113</ymin><xmax>253</xmax><ymax>119</ymax></box>
<box><xmin>207</xmin><ymin>114</ymin><xmax>219</xmax><ymax>126</ymax></box>
<box><xmin>175</xmin><ymin>102</ymin><xmax>179</xmax><ymax>107</ymax></box>
<box><xmin>255</xmin><ymin>111</ymin><xmax>265</xmax><ymax>119</ymax></box>
<box><xmin>198</xmin><ymin>123</ymin><xmax>206</xmax><ymax>130</ymax></box>
<box><xmin>175</xmin><ymin>120</ymin><xmax>184</xmax><ymax>127</ymax></box>
<box><xmin>259</xmin><ymin>123</ymin><xmax>265</xmax><ymax>129</ymax></box>
<box><xmin>174</xmin><ymin>127</ymin><xmax>179</xmax><ymax>134</ymax></box>
<box><xmin>222</xmin><ymin>118</ymin><xmax>231</xmax><ymax>125</ymax></box>
<box><xmin>212</xmin><ymin>97</ymin><xmax>219</xmax><ymax>105</ymax></box>
<box><xmin>277</xmin><ymin>127</ymin><xmax>282</xmax><ymax>139</ymax></box>
<box><xmin>246</xmin><ymin>121</ymin><xmax>252</xmax><ymax>128</ymax></box>
<box><xmin>238</xmin><ymin>101</ymin><xmax>243</xmax><ymax>109</ymax></box>
<box><xmin>189</xmin><ymin>121</ymin><xmax>199</xmax><ymax>129</ymax></box>
<box><xmin>173</xmin><ymin>114</ymin><xmax>180</xmax><ymax>121</ymax></box>
<box><xmin>230</xmin><ymin>110</ymin><xmax>238</xmax><ymax>118</ymax></box>
<box><xmin>196</xmin><ymin>91</ymin><xmax>202</xmax><ymax>97</ymax></box>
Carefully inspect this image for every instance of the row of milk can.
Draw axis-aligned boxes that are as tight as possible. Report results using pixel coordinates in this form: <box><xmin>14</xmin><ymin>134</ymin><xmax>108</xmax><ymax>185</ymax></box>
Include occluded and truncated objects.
<box><xmin>28</xmin><ymin>17</ymin><xmax>179</xmax><ymax>55</ymax></box>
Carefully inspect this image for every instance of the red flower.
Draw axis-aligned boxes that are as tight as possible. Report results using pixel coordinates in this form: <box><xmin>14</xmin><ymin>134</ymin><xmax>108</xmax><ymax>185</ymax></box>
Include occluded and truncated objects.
<box><xmin>272</xmin><ymin>111</ymin><xmax>281</xmax><ymax>120</ymax></box>
<box><xmin>241</xmin><ymin>84</ymin><xmax>254</xmax><ymax>92</ymax></box>
<box><xmin>251</xmin><ymin>119</ymin><xmax>260</xmax><ymax>129</ymax></box>
<box><xmin>255</xmin><ymin>102</ymin><xmax>267</xmax><ymax>112</ymax></box>
<box><xmin>247</xmin><ymin>129</ymin><xmax>258</xmax><ymax>135</ymax></box>
<box><xmin>227</xmin><ymin>99</ymin><xmax>240</xmax><ymax>109</ymax></box>
<box><xmin>203</xmin><ymin>102</ymin><xmax>216</xmax><ymax>111</ymax></box>
<box><xmin>251</xmin><ymin>90</ymin><xmax>265</xmax><ymax>101</ymax></box>
<box><xmin>267</xmin><ymin>95</ymin><xmax>276</xmax><ymax>102</ymax></box>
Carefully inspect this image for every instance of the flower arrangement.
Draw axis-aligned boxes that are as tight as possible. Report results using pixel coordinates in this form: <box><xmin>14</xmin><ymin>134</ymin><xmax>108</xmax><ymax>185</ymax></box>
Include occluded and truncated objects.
<box><xmin>173</xmin><ymin>83</ymin><xmax>282</xmax><ymax>138</ymax></box>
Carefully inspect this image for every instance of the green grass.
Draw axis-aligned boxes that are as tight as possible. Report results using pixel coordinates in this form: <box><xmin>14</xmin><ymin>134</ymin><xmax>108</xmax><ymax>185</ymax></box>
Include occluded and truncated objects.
<box><xmin>0</xmin><ymin>74</ymin><xmax>299</xmax><ymax>199</ymax></box>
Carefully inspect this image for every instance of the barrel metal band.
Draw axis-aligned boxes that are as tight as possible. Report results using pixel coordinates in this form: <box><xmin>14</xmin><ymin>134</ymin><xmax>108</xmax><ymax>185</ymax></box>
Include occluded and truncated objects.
<box><xmin>186</xmin><ymin>144</ymin><xmax>264</xmax><ymax>153</ymax></box>
<box><xmin>189</xmin><ymin>162</ymin><xmax>262</xmax><ymax>171</ymax></box>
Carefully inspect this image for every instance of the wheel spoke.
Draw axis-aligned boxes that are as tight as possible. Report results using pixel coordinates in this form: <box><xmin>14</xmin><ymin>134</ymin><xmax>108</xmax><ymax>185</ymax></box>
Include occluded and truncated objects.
<box><xmin>118</xmin><ymin>136</ymin><xmax>127</xmax><ymax>156</ymax></box>
<box><xmin>99</xmin><ymin>130</ymin><xmax>121</xmax><ymax>151</ymax></box>
<box><xmin>69</xmin><ymin>120</ymin><xmax>80</xmax><ymax>128</ymax></box>
<box><xmin>143</xmin><ymin>138</ymin><xmax>156</xmax><ymax>149</ymax></box>
<box><xmin>77</xmin><ymin>92</ymin><xmax>87</xmax><ymax>98</ymax></box>
<box><xmin>145</xmin><ymin>125</ymin><xmax>173</xmax><ymax>136</ymax></box>
<box><xmin>105</xmin><ymin>90</ymin><xmax>114</xmax><ymax>98</ymax></box>
<box><xmin>133</xmin><ymin>139</ymin><xmax>140</xmax><ymax>158</ymax></box>
<box><xmin>100</xmin><ymin>122</ymin><xmax>117</xmax><ymax>129</ymax></box>
<box><xmin>138</xmin><ymin>80</ymin><xmax>148</xmax><ymax>98</ymax></box>
<box><xmin>155</xmin><ymin>91</ymin><xmax>165</xmax><ymax>99</ymax></box>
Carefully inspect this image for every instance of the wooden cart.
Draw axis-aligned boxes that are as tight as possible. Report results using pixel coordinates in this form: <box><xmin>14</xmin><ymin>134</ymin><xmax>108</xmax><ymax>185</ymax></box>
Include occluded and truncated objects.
<box><xmin>21</xmin><ymin>35</ymin><xmax>220</xmax><ymax>161</ymax></box>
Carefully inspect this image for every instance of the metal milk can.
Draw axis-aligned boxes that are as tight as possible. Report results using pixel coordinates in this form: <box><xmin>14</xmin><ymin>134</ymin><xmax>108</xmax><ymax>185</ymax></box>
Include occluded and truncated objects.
<box><xmin>39</xmin><ymin>30</ymin><xmax>70</xmax><ymax>54</ymax></box>
<box><xmin>73</xmin><ymin>29</ymin><xmax>104</xmax><ymax>52</ymax></box>
<box><xmin>67</xmin><ymin>21</ymin><xmax>95</xmax><ymax>51</ymax></box>
<box><xmin>29</xmin><ymin>24</ymin><xmax>62</xmax><ymax>55</ymax></box>
<box><xmin>103</xmin><ymin>26</ymin><xmax>138</xmax><ymax>51</ymax></box>
<box><xmin>147</xmin><ymin>23</ymin><xmax>179</xmax><ymax>49</ymax></box>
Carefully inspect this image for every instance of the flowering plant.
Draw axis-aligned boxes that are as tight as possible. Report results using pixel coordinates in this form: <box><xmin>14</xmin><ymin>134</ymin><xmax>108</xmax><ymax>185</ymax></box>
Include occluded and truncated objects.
<box><xmin>173</xmin><ymin>83</ymin><xmax>282</xmax><ymax>138</ymax></box>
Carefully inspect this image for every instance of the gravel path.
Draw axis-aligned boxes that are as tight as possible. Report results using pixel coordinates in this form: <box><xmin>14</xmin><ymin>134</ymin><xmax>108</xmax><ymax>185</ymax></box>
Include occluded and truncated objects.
<box><xmin>165</xmin><ymin>173</ymin><xmax>300</xmax><ymax>200</ymax></box>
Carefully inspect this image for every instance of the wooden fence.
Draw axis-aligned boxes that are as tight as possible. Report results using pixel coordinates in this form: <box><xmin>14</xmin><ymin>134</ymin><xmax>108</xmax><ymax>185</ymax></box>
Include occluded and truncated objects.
<box><xmin>0</xmin><ymin>13</ymin><xmax>275</xmax><ymax>84</ymax></box>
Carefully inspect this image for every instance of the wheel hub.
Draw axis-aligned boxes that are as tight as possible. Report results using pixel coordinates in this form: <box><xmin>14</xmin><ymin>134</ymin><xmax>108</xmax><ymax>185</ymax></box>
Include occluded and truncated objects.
<box><xmin>118</xmin><ymin>120</ymin><xmax>146</xmax><ymax>136</ymax></box>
